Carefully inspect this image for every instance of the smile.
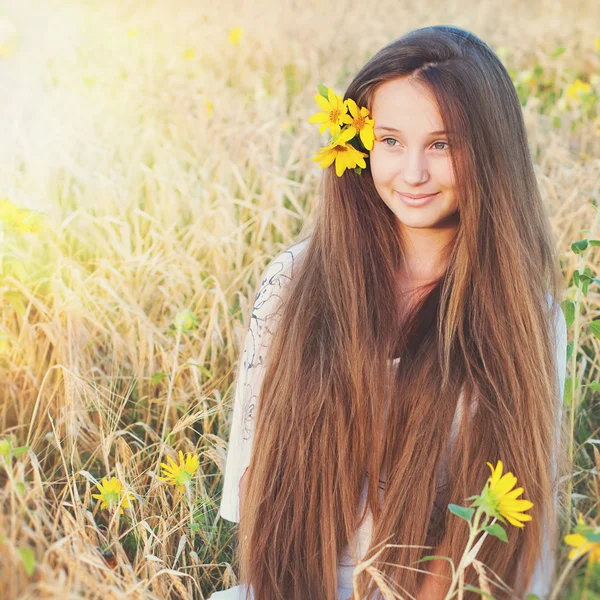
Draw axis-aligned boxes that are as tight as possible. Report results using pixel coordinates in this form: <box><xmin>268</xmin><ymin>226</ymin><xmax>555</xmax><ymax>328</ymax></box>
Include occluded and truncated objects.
<box><xmin>395</xmin><ymin>191</ymin><xmax>440</xmax><ymax>207</ymax></box>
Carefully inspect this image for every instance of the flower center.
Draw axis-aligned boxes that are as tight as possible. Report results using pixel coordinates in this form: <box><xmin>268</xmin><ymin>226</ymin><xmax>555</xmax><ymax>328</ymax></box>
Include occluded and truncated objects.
<box><xmin>330</xmin><ymin>109</ymin><xmax>341</xmax><ymax>123</ymax></box>
<box><xmin>354</xmin><ymin>115</ymin><xmax>365</xmax><ymax>130</ymax></box>
<box><xmin>105</xmin><ymin>491</ymin><xmax>120</xmax><ymax>507</ymax></box>
<box><xmin>175</xmin><ymin>471</ymin><xmax>193</xmax><ymax>487</ymax></box>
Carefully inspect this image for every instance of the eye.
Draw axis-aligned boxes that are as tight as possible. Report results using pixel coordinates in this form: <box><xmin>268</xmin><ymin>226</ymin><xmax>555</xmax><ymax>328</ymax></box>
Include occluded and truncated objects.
<box><xmin>433</xmin><ymin>141</ymin><xmax>449</xmax><ymax>150</ymax></box>
<box><xmin>382</xmin><ymin>137</ymin><xmax>399</xmax><ymax>147</ymax></box>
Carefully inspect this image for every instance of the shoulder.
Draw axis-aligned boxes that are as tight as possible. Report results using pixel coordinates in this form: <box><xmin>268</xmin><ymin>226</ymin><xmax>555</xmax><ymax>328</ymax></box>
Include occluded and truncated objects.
<box><xmin>261</xmin><ymin>239</ymin><xmax>310</xmax><ymax>282</ymax></box>
<box><xmin>251</xmin><ymin>238</ymin><xmax>310</xmax><ymax>318</ymax></box>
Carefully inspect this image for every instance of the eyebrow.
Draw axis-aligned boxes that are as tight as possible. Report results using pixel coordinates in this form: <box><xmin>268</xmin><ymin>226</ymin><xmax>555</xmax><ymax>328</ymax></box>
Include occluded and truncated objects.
<box><xmin>374</xmin><ymin>126</ymin><xmax>450</xmax><ymax>135</ymax></box>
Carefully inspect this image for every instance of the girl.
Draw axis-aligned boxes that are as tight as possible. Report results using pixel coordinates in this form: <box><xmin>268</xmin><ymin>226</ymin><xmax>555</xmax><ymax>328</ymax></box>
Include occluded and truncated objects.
<box><xmin>211</xmin><ymin>25</ymin><xmax>568</xmax><ymax>600</ymax></box>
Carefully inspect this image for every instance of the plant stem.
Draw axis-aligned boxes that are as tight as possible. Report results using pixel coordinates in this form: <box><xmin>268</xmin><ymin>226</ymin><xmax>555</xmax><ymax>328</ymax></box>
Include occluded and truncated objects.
<box><xmin>565</xmin><ymin>205</ymin><xmax>600</xmax><ymax>536</ymax></box>
<box><xmin>162</xmin><ymin>326</ymin><xmax>182</xmax><ymax>442</ymax></box>
<box><xmin>443</xmin><ymin>507</ymin><xmax>485</xmax><ymax>600</ymax></box>
<box><xmin>547</xmin><ymin>556</ymin><xmax>580</xmax><ymax>600</ymax></box>
<box><xmin>154</xmin><ymin>327</ymin><xmax>182</xmax><ymax>484</ymax></box>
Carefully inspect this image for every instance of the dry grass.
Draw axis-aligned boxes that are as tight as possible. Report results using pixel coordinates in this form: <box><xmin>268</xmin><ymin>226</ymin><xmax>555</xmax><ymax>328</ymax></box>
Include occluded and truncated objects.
<box><xmin>0</xmin><ymin>0</ymin><xmax>599</xmax><ymax>597</ymax></box>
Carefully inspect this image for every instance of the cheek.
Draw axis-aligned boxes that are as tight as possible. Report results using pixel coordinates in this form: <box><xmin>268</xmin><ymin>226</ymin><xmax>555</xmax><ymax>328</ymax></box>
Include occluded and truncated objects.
<box><xmin>370</xmin><ymin>149</ymin><xmax>393</xmax><ymax>185</ymax></box>
<box><xmin>436</xmin><ymin>162</ymin><xmax>456</xmax><ymax>190</ymax></box>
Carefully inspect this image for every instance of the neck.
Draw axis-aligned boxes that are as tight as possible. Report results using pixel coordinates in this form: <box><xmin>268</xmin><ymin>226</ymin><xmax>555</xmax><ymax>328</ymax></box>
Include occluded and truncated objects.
<box><xmin>397</xmin><ymin>220</ymin><xmax>458</xmax><ymax>287</ymax></box>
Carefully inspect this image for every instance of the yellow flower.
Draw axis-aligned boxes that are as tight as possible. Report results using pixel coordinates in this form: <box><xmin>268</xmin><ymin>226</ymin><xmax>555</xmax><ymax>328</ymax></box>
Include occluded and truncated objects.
<box><xmin>566</xmin><ymin>79</ymin><xmax>591</xmax><ymax>102</ymax></box>
<box><xmin>183</xmin><ymin>48</ymin><xmax>196</xmax><ymax>60</ymax></box>
<box><xmin>228</xmin><ymin>27</ymin><xmax>243</xmax><ymax>46</ymax></box>
<box><xmin>0</xmin><ymin>199</ymin><xmax>44</xmax><ymax>234</ymax></box>
<box><xmin>174</xmin><ymin>309</ymin><xmax>198</xmax><ymax>332</ymax></box>
<box><xmin>483</xmin><ymin>460</ymin><xmax>534</xmax><ymax>528</ymax></box>
<box><xmin>595</xmin><ymin>37</ymin><xmax>600</xmax><ymax>52</ymax></box>
<box><xmin>204</xmin><ymin>98</ymin><xmax>214</xmax><ymax>116</ymax></box>
<box><xmin>158</xmin><ymin>450</ymin><xmax>200</xmax><ymax>493</ymax></box>
<box><xmin>308</xmin><ymin>87</ymin><xmax>352</xmax><ymax>137</ymax></box>
<box><xmin>311</xmin><ymin>127</ymin><xmax>369</xmax><ymax>177</ymax></box>
<box><xmin>92</xmin><ymin>476</ymin><xmax>135</xmax><ymax>514</ymax></box>
<box><xmin>564</xmin><ymin>514</ymin><xmax>600</xmax><ymax>564</ymax></box>
<box><xmin>344</xmin><ymin>98</ymin><xmax>375</xmax><ymax>151</ymax></box>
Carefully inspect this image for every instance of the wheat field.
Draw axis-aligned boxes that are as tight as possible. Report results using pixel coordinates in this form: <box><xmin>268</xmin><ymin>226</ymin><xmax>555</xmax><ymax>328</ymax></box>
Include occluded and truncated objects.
<box><xmin>0</xmin><ymin>0</ymin><xmax>598</xmax><ymax>598</ymax></box>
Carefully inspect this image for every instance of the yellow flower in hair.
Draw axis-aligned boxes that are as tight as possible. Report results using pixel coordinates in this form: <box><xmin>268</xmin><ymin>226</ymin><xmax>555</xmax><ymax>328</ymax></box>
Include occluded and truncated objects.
<box><xmin>311</xmin><ymin>127</ymin><xmax>369</xmax><ymax>177</ymax></box>
<box><xmin>308</xmin><ymin>87</ymin><xmax>352</xmax><ymax>137</ymax></box>
<box><xmin>158</xmin><ymin>450</ymin><xmax>200</xmax><ymax>493</ymax></box>
<box><xmin>92</xmin><ymin>476</ymin><xmax>135</xmax><ymax>514</ymax></box>
<box><xmin>344</xmin><ymin>98</ymin><xmax>375</xmax><ymax>151</ymax></box>
<box><xmin>480</xmin><ymin>460</ymin><xmax>533</xmax><ymax>528</ymax></box>
<box><xmin>564</xmin><ymin>513</ymin><xmax>600</xmax><ymax>564</ymax></box>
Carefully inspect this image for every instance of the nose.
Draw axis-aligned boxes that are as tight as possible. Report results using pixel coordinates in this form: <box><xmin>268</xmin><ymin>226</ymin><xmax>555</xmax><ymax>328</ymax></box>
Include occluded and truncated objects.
<box><xmin>401</xmin><ymin>149</ymin><xmax>430</xmax><ymax>186</ymax></box>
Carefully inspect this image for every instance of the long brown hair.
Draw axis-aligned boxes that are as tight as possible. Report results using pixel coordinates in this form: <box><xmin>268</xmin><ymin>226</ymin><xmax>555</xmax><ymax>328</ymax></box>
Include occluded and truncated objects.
<box><xmin>238</xmin><ymin>25</ymin><xmax>568</xmax><ymax>599</ymax></box>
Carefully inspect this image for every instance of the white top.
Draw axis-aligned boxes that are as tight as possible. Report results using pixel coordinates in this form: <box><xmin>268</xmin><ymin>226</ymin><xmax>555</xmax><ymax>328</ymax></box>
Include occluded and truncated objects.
<box><xmin>218</xmin><ymin>239</ymin><xmax>567</xmax><ymax>598</ymax></box>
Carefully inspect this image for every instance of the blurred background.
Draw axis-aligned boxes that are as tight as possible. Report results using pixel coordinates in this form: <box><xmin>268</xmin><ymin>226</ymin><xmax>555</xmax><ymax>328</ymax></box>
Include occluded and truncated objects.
<box><xmin>0</xmin><ymin>0</ymin><xmax>598</xmax><ymax>597</ymax></box>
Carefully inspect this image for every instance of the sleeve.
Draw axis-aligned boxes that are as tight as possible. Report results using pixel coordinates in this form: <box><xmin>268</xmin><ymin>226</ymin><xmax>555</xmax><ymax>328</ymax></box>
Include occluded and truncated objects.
<box><xmin>217</xmin><ymin>247</ymin><xmax>301</xmax><ymax>523</ymax></box>
<box><xmin>524</xmin><ymin>294</ymin><xmax>568</xmax><ymax>598</ymax></box>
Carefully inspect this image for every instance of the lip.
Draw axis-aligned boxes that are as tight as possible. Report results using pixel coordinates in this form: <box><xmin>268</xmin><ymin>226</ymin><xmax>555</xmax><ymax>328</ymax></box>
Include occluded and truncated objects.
<box><xmin>395</xmin><ymin>191</ymin><xmax>440</xmax><ymax>207</ymax></box>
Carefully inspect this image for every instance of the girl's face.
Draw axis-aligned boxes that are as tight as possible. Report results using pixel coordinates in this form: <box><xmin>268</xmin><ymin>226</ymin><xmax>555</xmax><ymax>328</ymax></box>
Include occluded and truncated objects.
<box><xmin>369</xmin><ymin>77</ymin><xmax>459</xmax><ymax>234</ymax></box>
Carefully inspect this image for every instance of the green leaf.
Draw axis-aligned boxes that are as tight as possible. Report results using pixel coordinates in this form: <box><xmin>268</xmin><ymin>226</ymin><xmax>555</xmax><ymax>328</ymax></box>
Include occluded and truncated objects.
<box><xmin>564</xmin><ymin>377</ymin><xmax>579</xmax><ymax>407</ymax></box>
<box><xmin>189</xmin><ymin>523</ymin><xmax>200</xmax><ymax>532</ymax></box>
<box><xmin>571</xmin><ymin>239</ymin><xmax>589</xmax><ymax>254</ymax></box>
<box><xmin>353</xmin><ymin>166</ymin><xmax>363</xmax><ymax>175</ymax></box>
<box><xmin>317</xmin><ymin>83</ymin><xmax>329</xmax><ymax>98</ymax></box>
<box><xmin>582</xmin><ymin>267</ymin><xmax>594</xmax><ymax>295</ymax></box>
<box><xmin>15</xmin><ymin>482</ymin><xmax>25</xmax><ymax>497</ymax></box>
<box><xmin>588</xmin><ymin>240</ymin><xmax>600</xmax><ymax>247</ymax></box>
<box><xmin>18</xmin><ymin>546</ymin><xmax>35</xmax><ymax>577</ymax></box>
<box><xmin>590</xmin><ymin>320</ymin><xmax>600</xmax><ymax>339</ymax></box>
<box><xmin>151</xmin><ymin>372</ymin><xmax>167</xmax><ymax>385</ymax></box>
<box><xmin>414</xmin><ymin>554</ymin><xmax>455</xmax><ymax>573</ymax></box>
<box><xmin>198</xmin><ymin>365</ymin><xmax>212</xmax><ymax>378</ymax></box>
<box><xmin>12</xmin><ymin>445</ymin><xmax>29</xmax><ymax>458</ymax></box>
<box><xmin>448</xmin><ymin>504</ymin><xmax>474</xmax><ymax>522</ymax></box>
<box><xmin>462</xmin><ymin>585</ymin><xmax>497</xmax><ymax>599</ymax></box>
<box><xmin>566</xmin><ymin>341</ymin><xmax>574</xmax><ymax>362</ymax></box>
<box><xmin>586</xmin><ymin>381</ymin><xmax>600</xmax><ymax>393</ymax></box>
<box><xmin>561</xmin><ymin>300</ymin><xmax>575</xmax><ymax>328</ymax></box>
<box><xmin>0</xmin><ymin>439</ymin><xmax>11</xmax><ymax>457</ymax></box>
<box><xmin>525</xmin><ymin>595</ymin><xmax>541</xmax><ymax>600</ymax></box>
<box><xmin>483</xmin><ymin>523</ymin><xmax>508</xmax><ymax>542</ymax></box>
<box><xmin>584</xmin><ymin>531</ymin><xmax>600</xmax><ymax>543</ymax></box>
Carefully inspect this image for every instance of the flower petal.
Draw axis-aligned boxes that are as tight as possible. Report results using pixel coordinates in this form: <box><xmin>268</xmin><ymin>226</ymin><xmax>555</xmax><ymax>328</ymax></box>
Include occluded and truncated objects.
<box><xmin>346</xmin><ymin>98</ymin><xmax>358</xmax><ymax>118</ymax></box>
<box><xmin>308</xmin><ymin>112</ymin><xmax>328</xmax><ymax>124</ymax></box>
<box><xmin>314</xmin><ymin>93</ymin><xmax>331</xmax><ymax>113</ymax></box>
<box><xmin>495</xmin><ymin>472</ymin><xmax>518</xmax><ymax>496</ymax></box>
<box><xmin>500</xmin><ymin>499</ymin><xmax>534</xmax><ymax>512</ymax></box>
<box><xmin>335</xmin><ymin>154</ymin><xmax>347</xmax><ymax>177</ymax></box>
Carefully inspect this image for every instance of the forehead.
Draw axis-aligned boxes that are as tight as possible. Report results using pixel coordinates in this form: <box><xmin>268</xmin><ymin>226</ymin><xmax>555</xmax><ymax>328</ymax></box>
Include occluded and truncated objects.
<box><xmin>370</xmin><ymin>78</ymin><xmax>444</xmax><ymax>132</ymax></box>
